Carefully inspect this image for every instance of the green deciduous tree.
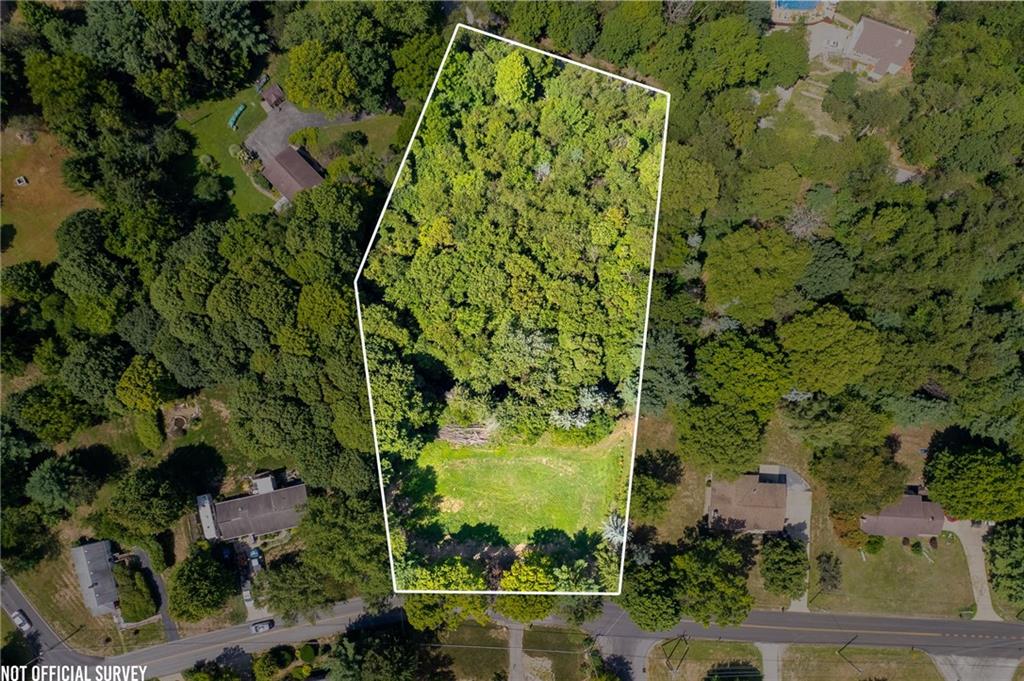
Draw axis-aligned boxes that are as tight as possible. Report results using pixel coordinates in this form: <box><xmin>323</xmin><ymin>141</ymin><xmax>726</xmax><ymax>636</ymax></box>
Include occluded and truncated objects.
<box><xmin>286</xmin><ymin>40</ymin><xmax>358</xmax><ymax>113</ymax></box>
<box><xmin>778</xmin><ymin>306</ymin><xmax>882</xmax><ymax>396</ymax></box>
<box><xmin>253</xmin><ymin>555</ymin><xmax>344</xmax><ymax>624</ymax></box>
<box><xmin>761</xmin><ymin>26</ymin><xmax>809</xmax><ymax>88</ymax></box>
<box><xmin>703</xmin><ymin>227</ymin><xmax>811</xmax><ymax>327</ymax></box>
<box><xmin>811</xmin><ymin>445</ymin><xmax>907</xmax><ymax>518</ymax></box>
<box><xmin>926</xmin><ymin>442</ymin><xmax>1024</xmax><ymax>522</ymax></box>
<box><xmin>109</xmin><ymin>468</ymin><xmax>187</xmax><ymax>536</ymax></box>
<box><xmin>674</xmin><ymin>533</ymin><xmax>754</xmax><ymax>626</ymax></box>
<box><xmin>493</xmin><ymin>559</ymin><xmax>556</xmax><ymax>622</ymax></box>
<box><xmin>494</xmin><ymin>50</ymin><xmax>533</xmax><ymax>106</ymax></box>
<box><xmin>689</xmin><ymin>16</ymin><xmax>768</xmax><ymax>95</ymax></box>
<box><xmin>116</xmin><ymin>355</ymin><xmax>171</xmax><ymax>413</ymax></box>
<box><xmin>985</xmin><ymin>520</ymin><xmax>1024</xmax><ymax>604</ymax></box>
<box><xmin>617</xmin><ymin>557</ymin><xmax>681</xmax><ymax>631</ymax></box>
<box><xmin>676</xmin><ymin>404</ymin><xmax>763</xmax><ymax>478</ymax></box>
<box><xmin>760</xmin><ymin>535</ymin><xmax>808</xmax><ymax>598</ymax></box>
<box><xmin>696</xmin><ymin>333</ymin><xmax>789</xmax><ymax>420</ymax></box>
<box><xmin>25</xmin><ymin>454</ymin><xmax>97</xmax><ymax>516</ymax></box>
<box><xmin>168</xmin><ymin>544</ymin><xmax>235</xmax><ymax>621</ymax></box>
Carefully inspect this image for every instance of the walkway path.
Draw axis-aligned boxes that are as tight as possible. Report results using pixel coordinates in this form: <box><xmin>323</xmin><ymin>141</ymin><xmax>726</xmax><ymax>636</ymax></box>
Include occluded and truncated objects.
<box><xmin>134</xmin><ymin>548</ymin><xmax>179</xmax><ymax>642</ymax></box>
<box><xmin>506</xmin><ymin>620</ymin><xmax>525</xmax><ymax>681</ymax></box>
<box><xmin>755</xmin><ymin>642</ymin><xmax>786</xmax><ymax>681</ymax></box>
<box><xmin>943</xmin><ymin>520</ymin><xmax>1002</xmax><ymax>622</ymax></box>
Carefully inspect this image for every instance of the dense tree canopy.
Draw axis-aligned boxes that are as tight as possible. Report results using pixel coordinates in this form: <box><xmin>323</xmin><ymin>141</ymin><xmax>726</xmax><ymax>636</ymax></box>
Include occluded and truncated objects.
<box><xmin>364</xmin><ymin>34</ymin><xmax>666</xmax><ymax>457</ymax></box>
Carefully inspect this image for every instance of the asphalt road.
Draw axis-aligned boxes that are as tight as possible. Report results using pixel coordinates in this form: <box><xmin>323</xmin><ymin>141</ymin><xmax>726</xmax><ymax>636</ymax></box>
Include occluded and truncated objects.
<box><xmin>584</xmin><ymin>604</ymin><xmax>1024</xmax><ymax>679</ymax></box>
<box><xmin>4</xmin><ymin>576</ymin><xmax>1021</xmax><ymax>678</ymax></box>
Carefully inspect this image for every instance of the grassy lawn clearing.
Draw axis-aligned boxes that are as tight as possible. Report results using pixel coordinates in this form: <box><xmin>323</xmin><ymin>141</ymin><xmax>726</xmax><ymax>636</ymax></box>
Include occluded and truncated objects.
<box><xmin>809</xmin><ymin>524</ymin><xmax>974</xmax><ymax>617</ymax></box>
<box><xmin>522</xmin><ymin>627</ymin><xmax>589</xmax><ymax>681</ymax></box>
<box><xmin>437</xmin><ymin>622</ymin><xmax>508</xmax><ymax>681</ymax></box>
<box><xmin>1</xmin><ymin>130</ymin><xmax>98</xmax><ymax>265</ymax></box>
<box><xmin>636</xmin><ymin>415</ymin><xmax>705</xmax><ymax>542</ymax></box>
<box><xmin>782</xmin><ymin>644</ymin><xmax>942</xmax><ymax>681</ymax></box>
<box><xmin>418</xmin><ymin>426</ymin><xmax>630</xmax><ymax>544</ymax></box>
<box><xmin>314</xmin><ymin>115</ymin><xmax>403</xmax><ymax>159</ymax></box>
<box><xmin>648</xmin><ymin>640</ymin><xmax>762</xmax><ymax>681</ymax></box>
<box><xmin>177</xmin><ymin>89</ymin><xmax>272</xmax><ymax>216</ymax></box>
<box><xmin>837</xmin><ymin>2</ymin><xmax>936</xmax><ymax>34</ymax></box>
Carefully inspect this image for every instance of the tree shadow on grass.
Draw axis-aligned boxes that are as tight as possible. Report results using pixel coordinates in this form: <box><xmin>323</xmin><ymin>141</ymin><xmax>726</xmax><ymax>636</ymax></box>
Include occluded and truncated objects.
<box><xmin>74</xmin><ymin>444</ymin><xmax>128</xmax><ymax>484</ymax></box>
<box><xmin>1</xmin><ymin>224</ymin><xmax>15</xmax><ymax>252</ymax></box>
<box><xmin>158</xmin><ymin>443</ymin><xmax>226</xmax><ymax>497</ymax></box>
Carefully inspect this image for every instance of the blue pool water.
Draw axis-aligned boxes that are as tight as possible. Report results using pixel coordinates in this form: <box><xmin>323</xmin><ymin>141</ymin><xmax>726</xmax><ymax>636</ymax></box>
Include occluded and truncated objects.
<box><xmin>776</xmin><ymin>0</ymin><xmax>818</xmax><ymax>9</ymax></box>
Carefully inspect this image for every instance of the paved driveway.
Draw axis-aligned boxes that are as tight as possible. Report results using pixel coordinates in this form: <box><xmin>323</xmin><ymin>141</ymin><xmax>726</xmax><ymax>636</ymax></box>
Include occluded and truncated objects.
<box><xmin>244</xmin><ymin>103</ymin><xmax>349</xmax><ymax>163</ymax></box>
<box><xmin>943</xmin><ymin>519</ymin><xmax>1003</xmax><ymax>622</ymax></box>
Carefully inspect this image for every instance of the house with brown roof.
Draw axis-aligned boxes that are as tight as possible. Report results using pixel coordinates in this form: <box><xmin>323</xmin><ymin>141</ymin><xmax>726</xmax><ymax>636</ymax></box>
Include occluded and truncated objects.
<box><xmin>844</xmin><ymin>16</ymin><xmax>916</xmax><ymax>79</ymax></box>
<box><xmin>261</xmin><ymin>146</ymin><xmax>323</xmax><ymax>201</ymax></box>
<box><xmin>860</xmin><ymin>490</ymin><xmax>944</xmax><ymax>537</ymax></box>
<box><xmin>261</xmin><ymin>83</ymin><xmax>285</xmax><ymax>109</ymax></box>
<box><xmin>709</xmin><ymin>471</ymin><xmax>788</xmax><ymax>533</ymax></box>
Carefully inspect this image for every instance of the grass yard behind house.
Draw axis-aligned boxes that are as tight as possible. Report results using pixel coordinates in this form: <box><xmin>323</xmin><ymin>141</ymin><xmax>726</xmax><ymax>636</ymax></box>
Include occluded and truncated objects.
<box><xmin>177</xmin><ymin>89</ymin><xmax>272</xmax><ymax>216</ymax></box>
<box><xmin>1</xmin><ymin>130</ymin><xmax>98</xmax><ymax>265</ymax></box>
<box><xmin>782</xmin><ymin>645</ymin><xmax>943</xmax><ymax>681</ymax></box>
<box><xmin>315</xmin><ymin>115</ymin><xmax>403</xmax><ymax>158</ymax></box>
<box><xmin>648</xmin><ymin>640</ymin><xmax>762</xmax><ymax>681</ymax></box>
<box><xmin>417</xmin><ymin>426</ymin><xmax>630</xmax><ymax>544</ymax></box>
<box><xmin>837</xmin><ymin>1</ymin><xmax>936</xmax><ymax>34</ymax></box>
<box><xmin>437</xmin><ymin>622</ymin><xmax>508</xmax><ymax>681</ymax></box>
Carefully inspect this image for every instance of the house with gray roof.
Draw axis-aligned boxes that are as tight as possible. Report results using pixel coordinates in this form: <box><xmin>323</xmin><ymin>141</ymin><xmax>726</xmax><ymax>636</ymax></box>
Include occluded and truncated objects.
<box><xmin>71</xmin><ymin>540</ymin><xmax>119</xmax><ymax>616</ymax></box>
<box><xmin>844</xmin><ymin>16</ymin><xmax>916</xmax><ymax>79</ymax></box>
<box><xmin>198</xmin><ymin>474</ymin><xmax>308</xmax><ymax>541</ymax></box>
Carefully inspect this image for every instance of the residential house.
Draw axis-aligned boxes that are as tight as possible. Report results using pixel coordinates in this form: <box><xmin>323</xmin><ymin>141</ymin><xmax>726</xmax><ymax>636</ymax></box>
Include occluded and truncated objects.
<box><xmin>709</xmin><ymin>470</ymin><xmax>788</xmax><ymax>533</ymax></box>
<box><xmin>844</xmin><ymin>16</ymin><xmax>916</xmax><ymax>79</ymax></box>
<box><xmin>860</xmin><ymin>490</ymin><xmax>944</xmax><ymax>537</ymax></box>
<box><xmin>71</xmin><ymin>541</ymin><xmax>119</xmax><ymax>617</ymax></box>
<box><xmin>261</xmin><ymin>147</ymin><xmax>323</xmax><ymax>201</ymax></box>
<box><xmin>198</xmin><ymin>473</ymin><xmax>308</xmax><ymax>541</ymax></box>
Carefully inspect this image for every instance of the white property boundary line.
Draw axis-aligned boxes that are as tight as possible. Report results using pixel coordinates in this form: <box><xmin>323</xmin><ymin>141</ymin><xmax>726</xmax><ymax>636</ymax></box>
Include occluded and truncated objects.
<box><xmin>353</xmin><ymin>23</ymin><xmax>671</xmax><ymax>596</ymax></box>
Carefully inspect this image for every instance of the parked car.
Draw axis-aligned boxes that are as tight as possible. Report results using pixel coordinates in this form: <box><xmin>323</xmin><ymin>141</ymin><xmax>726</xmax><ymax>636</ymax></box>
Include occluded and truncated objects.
<box><xmin>241</xmin><ymin>580</ymin><xmax>254</xmax><ymax>605</ymax></box>
<box><xmin>10</xmin><ymin>610</ymin><xmax>32</xmax><ymax>633</ymax></box>
<box><xmin>250</xmin><ymin>619</ymin><xmax>274</xmax><ymax>634</ymax></box>
<box><xmin>248</xmin><ymin>548</ymin><xmax>264</xmax><ymax>574</ymax></box>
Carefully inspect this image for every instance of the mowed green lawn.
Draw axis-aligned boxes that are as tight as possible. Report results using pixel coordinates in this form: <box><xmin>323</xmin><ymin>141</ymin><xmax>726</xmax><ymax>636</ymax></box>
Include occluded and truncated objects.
<box><xmin>418</xmin><ymin>427</ymin><xmax>630</xmax><ymax>544</ymax></box>
<box><xmin>176</xmin><ymin>88</ymin><xmax>272</xmax><ymax>216</ymax></box>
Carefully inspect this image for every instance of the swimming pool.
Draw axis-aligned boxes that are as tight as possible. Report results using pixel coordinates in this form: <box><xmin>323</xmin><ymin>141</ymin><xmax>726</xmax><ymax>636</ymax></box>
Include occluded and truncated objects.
<box><xmin>776</xmin><ymin>0</ymin><xmax>819</xmax><ymax>10</ymax></box>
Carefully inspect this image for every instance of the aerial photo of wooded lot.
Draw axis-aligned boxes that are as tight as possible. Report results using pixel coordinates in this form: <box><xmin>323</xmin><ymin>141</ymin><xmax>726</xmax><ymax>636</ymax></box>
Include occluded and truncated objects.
<box><xmin>1</xmin><ymin>1</ymin><xmax>1022</xmax><ymax>680</ymax></box>
<box><xmin>360</xmin><ymin>27</ymin><xmax>667</xmax><ymax>594</ymax></box>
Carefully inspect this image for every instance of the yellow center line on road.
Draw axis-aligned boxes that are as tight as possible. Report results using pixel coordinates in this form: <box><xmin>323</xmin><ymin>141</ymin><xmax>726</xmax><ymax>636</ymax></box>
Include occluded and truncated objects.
<box><xmin>737</xmin><ymin>623</ymin><xmax>1010</xmax><ymax>639</ymax></box>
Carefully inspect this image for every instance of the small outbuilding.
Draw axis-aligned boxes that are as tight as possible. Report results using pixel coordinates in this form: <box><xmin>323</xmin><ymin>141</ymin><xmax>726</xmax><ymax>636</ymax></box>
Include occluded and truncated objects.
<box><xmin>261</xmin><ymin>147</ymin><xmax>323</xmax><ymax>201</ymax></box>
<box><xmin>860</xmin><ymin>491</ymin><xmax>944</xmax><ymax>537</ymax></box>
<box><xmin>709</xmin><ymin>472</ymin><xmax>788</xmax><ymax>533</ymax></box>
<box><xmin>71</xmin><ymin>540</ymin><xmax>119</xmax><ymax>616</ymax></box>
<box><xmin>261</xmin><ymin>83</ymin><xmax>285</xmax><ymax>109</ymax></box>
